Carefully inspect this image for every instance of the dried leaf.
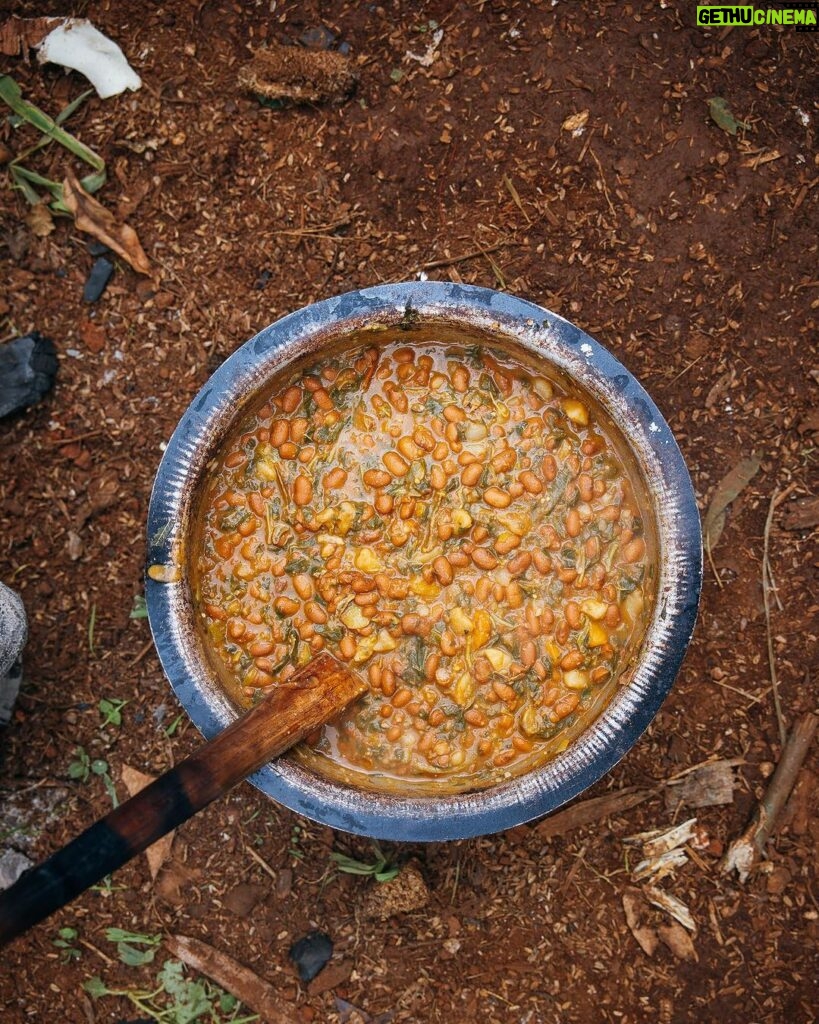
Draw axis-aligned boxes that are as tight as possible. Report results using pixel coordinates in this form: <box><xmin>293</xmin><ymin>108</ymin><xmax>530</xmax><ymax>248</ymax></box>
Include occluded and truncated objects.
<box><xmin>622</xmin><ymin>889</ymin><xmax>658</xmax><ymax>956</ymax></box>
<box><xmin>120</xmin><ymin>764</ymin><xmax>174</xmax><ymax>879</ymax></box>
<box><xmin>26</xmin><ymin>201</ymin><xmax>54</xmax><ymax>237</ymax></box>
<box><xmin>707</xmin><ymin>96</ymin><xmax>749</xmax><ymax>136</ymax></box>
<box><xmin>703</xmin><ymin>454</ymin><xmax>761</xmax><ymax>552</ymax></box>
<box><xmin>62</xmin><ymin>170</ymin><xmax>150</xmax><ymax>274</ymax></box>
<box><xmin>741</xmin><ymin>148</ymin><xmax>782</xmax><ymax>168</ymax></box>
<box><xmin>657</xmin><ymin>922</ymin><xmax>698</xmax><ymax>962</ymax></box>
<box><xmin>562</xmin><ymin>110</ymin><xmax>589</xmax><ymax>133</ymax></box>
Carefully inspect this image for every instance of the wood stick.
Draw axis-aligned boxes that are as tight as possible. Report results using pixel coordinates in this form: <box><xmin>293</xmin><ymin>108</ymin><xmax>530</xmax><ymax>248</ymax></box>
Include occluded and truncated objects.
<box><xmin>720</xmin><ymin>712</ymin><xmax>817</xmax><ymax>881</ymax></box>
<box><xmin>534</xmin><ymin>787</ymin><xmax>655</xmax><ymax>839</ymax></box>
<box><xmin>0</xmin><ymin>654</ymin><xmax>366</xmax><ymax>947</ymax></box>
<box><xmin>167</xmin><ymin>934</ymin><xmax>292</xmax><ymax>1024</ymax></box>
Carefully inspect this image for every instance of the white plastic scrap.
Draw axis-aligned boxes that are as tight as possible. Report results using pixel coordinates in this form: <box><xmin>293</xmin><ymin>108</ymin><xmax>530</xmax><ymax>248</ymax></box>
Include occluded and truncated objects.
<box><xmin>37</xmin><ymin>19</ymin><xmax>141</xmax><ymax>99</ymax></box>
<box><xmin>406</xmin><ymin>28</ymin><xmax>444</xmax><ymax>67</ymax></box>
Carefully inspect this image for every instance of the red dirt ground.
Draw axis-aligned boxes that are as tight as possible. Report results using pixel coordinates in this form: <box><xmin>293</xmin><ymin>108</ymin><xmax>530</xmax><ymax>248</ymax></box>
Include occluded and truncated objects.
<box><xmin>1</xmin><ymin>3</ymin><xmax>817</xmax><ymax>1022</ymax></box>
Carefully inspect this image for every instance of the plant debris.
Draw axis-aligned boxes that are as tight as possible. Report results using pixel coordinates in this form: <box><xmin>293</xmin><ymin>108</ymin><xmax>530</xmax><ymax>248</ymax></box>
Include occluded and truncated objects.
<box><xmin>62</xmin><ymin>171</ymin><xmax>150</xmax><ymax>275</ymax></box>
<box><xmin>707</xmin><ymin>96</ymin><xmax>749</xmax><ymax>135</ymax></box>
<box><xmin>703</xmin><ymin>454</ymin><xmax>762</xmax><ymax>554</ymax></box>
<box><xmin>239</xmin><ymin>43</ymin><xmax>358</xmax><ymax>104</ymax></box>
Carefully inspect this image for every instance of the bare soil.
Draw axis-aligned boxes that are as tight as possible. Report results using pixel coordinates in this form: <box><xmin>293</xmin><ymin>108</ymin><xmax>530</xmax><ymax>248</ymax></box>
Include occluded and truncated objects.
<box><xmin>1</xmin><ymin>3</ymin><xmax>817</xmax><ymax>1023</ymax></box>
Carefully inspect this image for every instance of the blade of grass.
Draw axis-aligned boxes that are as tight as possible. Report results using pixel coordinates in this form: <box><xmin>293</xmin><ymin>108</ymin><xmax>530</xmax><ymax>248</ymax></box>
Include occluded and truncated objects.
<box><xmin>0</xmin><ymin>75</ymin><xmax>105</xmax><ymax>176</ymax></box>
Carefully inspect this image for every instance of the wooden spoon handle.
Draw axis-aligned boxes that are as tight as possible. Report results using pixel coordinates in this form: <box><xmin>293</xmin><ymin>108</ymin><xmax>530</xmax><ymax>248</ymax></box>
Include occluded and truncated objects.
<box><xmin>0</xmin><ymin>653</ymin><xmax>365</xmax><ymax>947</ymax></box>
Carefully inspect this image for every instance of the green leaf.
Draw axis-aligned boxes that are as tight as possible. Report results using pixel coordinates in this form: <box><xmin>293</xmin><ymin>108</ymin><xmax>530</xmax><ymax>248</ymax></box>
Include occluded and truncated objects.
<box><xmin>0</xmin><ymin>75</ymin><xmax>106</xmax><ymax>172</ymax></box>
<box><xmin>130</xmin><ymin>594</ymin><xmax>149</xmax><ymax>619</ymax></box>
<box><xmin>82</xmin><ymin>976</ymin><xmax>109</xmax><ymax>999</ymax></box>
<box><xmin>105</xmin><ymin>928</ymin><xmax>161</xmax><ymax>945</ymax></box>
<box><xmin>91</xmin><ymin>758</ymin><xmax>109</xmax><ymax>776</ymax></box>
<box><xmin>99</xmin><ymin>697</ymin><xmax>127</xmax><ymax>727</ymax></box>
<box><xmin>390</xmin><ymin>68</ymin><xmax>404</xmax><ymax>83</ymax></box>
<box><xmin>707</xmin><ymin>96</ymin><xmax>749</xmax><ymax>136</ymax></box>
<box><xmin>58</xmin><ymin>926</ymin><xmax>78</xmax><ymax>941</ymax></box>
<box><xmin>117</xmin><ymin>942</ymin><xmax>157</xmax><ymax>967</ymax></box>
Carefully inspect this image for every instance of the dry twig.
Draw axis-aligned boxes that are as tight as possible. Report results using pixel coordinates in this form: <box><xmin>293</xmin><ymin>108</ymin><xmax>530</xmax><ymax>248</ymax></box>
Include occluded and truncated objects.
<box><xmin>720</xmin><ymin>712</ymin><xmax>817</xmax><ymax>881</ymax></box>
<box><xmin>762</xmin><ymin>482</ymin><xmax>798</xmax><ymax>746</ymax></box>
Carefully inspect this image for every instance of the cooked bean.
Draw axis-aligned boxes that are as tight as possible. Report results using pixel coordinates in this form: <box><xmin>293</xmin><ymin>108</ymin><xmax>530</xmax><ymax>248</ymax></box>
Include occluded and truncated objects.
<box><xmin>339</xmin><ymin>634</ymin><xmax>356</xmax><ymax>660</ymax></box>
<box><xmin>495</xmin><ymin>532</ymin><xmax>521</xmax><ymax>555</ymax></box>
<box><xmin>271</xmin><ymin>420</ymin><xmax>289</xmax><ymax>447</ymax></box>
<box><xmin>443</xmin><ymin>404</ymin><xmax>466</xmax><ymax>423</ymax></box>
<box><xmin>292</xmin><ymin>574</ymin><xmax>313</xmax><ymax>599</ymax></box>
<box><xmin>492</xmin><ymin>680</ymin><xmax>517</xmax><ymax>704</ymax></box>
<box><xmin>280</xmin><ymin>386</ymin><xmax>302</xmax><ymax>413</ymax></box>
<box><xmin>274</xmin><ymin>597</ymin><xmax>299</xmax><ymax>617</ymax></box>
<box><xmin>491</xmin><ymin>448</ymin><xmax>517</xmax><ymax>473</ymax></box>
<box><xmin>565</xmin><ymin>601</ymin><xmax>582</xmax><ymax>630</ymax></box>
<box><xmin>472</xmin><ymin>547</ymin><xmax>499</xmax><ymax>570</ymax></box>
<box><xmin>561</xmin><ymin>650</ymin><xmax>584</xmax><ymax>670</ymax></box>
<box><xmin>398</xmin><ymin>436</ymin><xmax>423</xmax><ymax>461</ymax></box>
<box><xmin>566</xmin><ymin>509</ymin><xmax>582</xmax><ymax>537</ymax></box>
<box><xmin>506</xmin><ymin>582</ymin><xmax>524</xmax><ymax>609</ymax></box>
<box><xmin>383</xmin><ymin>451</ymin><xmax>409</xmax><ymax>477</ymax></box>
<box><xmin>324</xmin><ymin>467</ymin><xmax>347</xmax><ymax>490</ymax></box>
<box><xmin>461</xmin><ymin>463</ymin><xmax>483</xmax><ymax>487</ymax></box>
<box><xmin>364</xmin><ymin>468</ymin><xmax>391</xmax><ymax>488</ymax></box>
<box><xmin>520</xmin><ymin>640</ymin><xmax>537</xmax><ymax>669</ymax></box>
<box><xmin>519</xmin><ymin>470</ymin><xmax>543</xmax><ymax>495</ymax></box>
<box><xmin>393</xmin><ymin>688</ymin><xmax>413</xmax><ymax>708</ymax></box>
<box><xmin>433</xmin><ymin>556</ymin><xmax>454</xmax><ymax>586</ymax></box>
<box><xmin>304</xmin><ymin>601</ymin><xmax>327</xmax><ymax>624</ymax></box>
<box><xmin>293</xmin><ymin>475</ymin><xmax>313</xmax><ymax>506</ymax></box>
<box><xmin>507</xmin><ymin>551</ymin><xmax>532</xmax><ymax>576</ymax></box>
<box><xmin>279</xmin><ymin>441</ymin><xmax>298</xmax><ymax>460</ymax></box>
<box><xmin>623</xmin><ymin>537</ymin><xmax>646</xmax><ymax>563</ymax></box>
<box><xmin>413</xmin><ymin>425</ymin><xmax>436</xmax><ymax>451</ymax></box>
<box><xmin>532</xmin><ymin>550</ymin><xmax>552</xmax><ymax>574</ymax></box>
<box><xmin>484</xmin><ymin>486</ymin><xmax>512</xmax><ymax>509</ymax></box>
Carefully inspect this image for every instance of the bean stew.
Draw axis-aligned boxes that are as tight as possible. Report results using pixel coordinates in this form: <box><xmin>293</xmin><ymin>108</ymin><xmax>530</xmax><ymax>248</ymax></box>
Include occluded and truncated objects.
<box><xmin>193</xmin><ymin>340</ymin><xmax>654</xmax><ymax>792</ymax></box>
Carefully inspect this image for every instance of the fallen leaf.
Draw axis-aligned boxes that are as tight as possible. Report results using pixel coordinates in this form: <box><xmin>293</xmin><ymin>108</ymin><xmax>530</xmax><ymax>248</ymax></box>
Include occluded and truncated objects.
<box><xmin>781</xmin><ymin>495</ymin><xmax>819</xmax><ymax>530</ymax></box>
<box><xmin>167</xmin><ymin>934</ymin><xmax>294</xmax><ymax>1024</ymax></box>
<box><xmin>26</xmin><ymin>201</ymin><xmax>54</xmax><ymax>237</ymax></box>
<box><xmin>707</xmin><ymin>96</ymin><xmax>749</xmax><ymax>136</ymax></box>
<box><xmin>622</xmin><ymin>889</ymin><xmax>658</xmax><ymax>956</ymax></box>
<box><xmin>657</xmin><ymin>921</ymin><xmax>698</xmax><ymax>962</ymax></box>
<box><xmin>562</xmin><ymin>110</ymin><xmax>589</xmax><ymax>133</ymax></box>
<box><xmin>62</xmin><ymin>170</ymin><xmax>150</xmax><ymax>274</ymax></box>
<box><xmin>120</xmin><ymin>764</ymin><xmax>174</xmax><ymax>878</ymax></box>
<box><xmin>703</xmin><ymin>454</ymin><xmax>762</xmax><ymax>552</ymax></box>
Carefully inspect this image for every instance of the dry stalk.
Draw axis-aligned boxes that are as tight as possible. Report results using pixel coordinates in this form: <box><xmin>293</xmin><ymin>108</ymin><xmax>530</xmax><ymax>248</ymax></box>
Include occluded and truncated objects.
<box><xmin>762</xmin><ymin>482</ymin><xmax>798</xmax><ymax>747</ymax></box>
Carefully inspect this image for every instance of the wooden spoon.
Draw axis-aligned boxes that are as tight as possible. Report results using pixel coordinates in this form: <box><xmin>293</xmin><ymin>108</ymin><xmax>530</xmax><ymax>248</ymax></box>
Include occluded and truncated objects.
<box><xmin>0</xmin><ymin>653</ymin><xmax>366</xmax><ymax>947</ymax></box>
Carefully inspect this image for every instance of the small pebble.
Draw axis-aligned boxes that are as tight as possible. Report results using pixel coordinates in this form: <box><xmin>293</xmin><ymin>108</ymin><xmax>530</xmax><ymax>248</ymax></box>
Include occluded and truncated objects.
<box><xmin>289</xmin><ymin>929</ymin><xmax>333</xmax><ymax>982</ymax></box>
<box><xmin>83</xmin><ymin>257</ymin><xmax>114</xmax><ymax>303</ymax></box>
<box><xmin>299</xmin><ymin>26</ymin><xmax>336</xmax><ymax>50</ymax></box>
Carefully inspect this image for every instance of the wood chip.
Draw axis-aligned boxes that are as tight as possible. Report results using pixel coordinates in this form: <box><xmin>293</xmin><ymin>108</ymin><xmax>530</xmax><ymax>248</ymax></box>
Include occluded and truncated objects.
<box><xmin>781</xmin><ymin>495</ymin><xmax>819</xmax><ymax>530</ymax></box>
<box><xmin>664</xmin><ymin>760</ymin><xmax>735</xmax><ymax>810</ymax></box>
<box><xmin>167</xmin><ymin>934</ymin><xmax>293</xmax><ymax>1024</ymax></box>
<box><xmin>534</xmin><ymin>787</ymin><xmax>655</xmax><ymax>839</ymax></box>
<box><xmin>645</xmin><ymin>885</ymin><xmax>696</xmax><ymax>933</ymax></box>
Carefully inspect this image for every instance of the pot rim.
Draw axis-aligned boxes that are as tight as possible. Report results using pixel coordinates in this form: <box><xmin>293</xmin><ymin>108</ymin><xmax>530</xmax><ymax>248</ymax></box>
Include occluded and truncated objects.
<box><xmin>146</xmin><ymin>282</ymin><xmax>702</xmax><ymax>840</ymax></box>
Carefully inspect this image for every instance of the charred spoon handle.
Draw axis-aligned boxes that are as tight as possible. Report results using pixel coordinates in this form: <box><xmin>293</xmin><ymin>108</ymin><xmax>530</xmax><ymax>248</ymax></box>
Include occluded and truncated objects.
<box><xmin>0</xmin><ymin>654</ymin><xmax>365</xmax><ymax>947</ymax></box>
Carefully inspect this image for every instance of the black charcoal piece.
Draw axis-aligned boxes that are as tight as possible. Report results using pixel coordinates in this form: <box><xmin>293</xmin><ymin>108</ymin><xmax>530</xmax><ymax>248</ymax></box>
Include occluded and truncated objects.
<box><xmin>83</xmin><ymin>256</ymin><xmax>114</xmax><ymax>302</ymax></box>
<box><xmin>0</xmin><ymin>333</ymin><xmax>58</xmax><ymax>418</ymax></box>
<box><xmin>289</xmin><ymin>929</ymin><xmax>333</xmax><ymax>982</ymax></box>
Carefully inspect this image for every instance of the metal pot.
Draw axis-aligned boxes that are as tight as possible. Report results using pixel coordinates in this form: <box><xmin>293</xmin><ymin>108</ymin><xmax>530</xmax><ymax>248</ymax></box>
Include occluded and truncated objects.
<box><xmin>146</xmin><ymin>282</ymin><xmax>701</xmax><ymax>841</ymax></box>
